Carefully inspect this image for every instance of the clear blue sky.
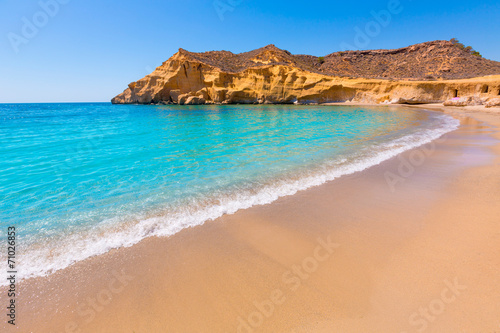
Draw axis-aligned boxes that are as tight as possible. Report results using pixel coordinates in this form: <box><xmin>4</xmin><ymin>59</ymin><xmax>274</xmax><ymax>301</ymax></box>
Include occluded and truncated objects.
<box><xmin>1</xmin><ymin>0</ymin><xmax>499</xmax><ymax>103</ymax></box>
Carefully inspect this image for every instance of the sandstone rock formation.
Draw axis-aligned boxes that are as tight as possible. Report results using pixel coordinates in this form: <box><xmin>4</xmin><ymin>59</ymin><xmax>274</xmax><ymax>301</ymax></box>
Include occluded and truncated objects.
<box><xmin>112</xmin><ymin>41</ymin><xmax>500</xmax><ymax>106</ymax></box>
<box><xmin>485</xmin><ymin>98</ymin><xmax>500</xmax><ymax>108</ymax></box>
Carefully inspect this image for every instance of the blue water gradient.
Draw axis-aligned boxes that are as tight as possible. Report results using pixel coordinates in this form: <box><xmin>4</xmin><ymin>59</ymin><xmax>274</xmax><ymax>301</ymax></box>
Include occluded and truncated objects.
<box><xmin>0</xmin><ymin>103</ymin><xmax>458</xmax><ymax>281</ymax></box>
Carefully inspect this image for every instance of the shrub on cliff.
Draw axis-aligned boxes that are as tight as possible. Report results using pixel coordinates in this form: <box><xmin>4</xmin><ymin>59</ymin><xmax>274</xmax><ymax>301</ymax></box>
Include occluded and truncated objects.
<box><xmin>450</xmin><ymin>38</ymin><xmax>465</xmax><ymax>49</ymax></box>
<box><xmin>450</xmin><ymin>38</ymin><xmax>481</xmax><ymax>57</ymax></box>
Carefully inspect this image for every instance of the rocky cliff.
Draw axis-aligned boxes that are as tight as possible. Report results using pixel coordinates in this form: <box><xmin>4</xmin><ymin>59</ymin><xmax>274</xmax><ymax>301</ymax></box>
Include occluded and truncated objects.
<box><xmin>112</xmin><ymin>41</ymin><xmax>500</xmax><ymax>107</ymax></box>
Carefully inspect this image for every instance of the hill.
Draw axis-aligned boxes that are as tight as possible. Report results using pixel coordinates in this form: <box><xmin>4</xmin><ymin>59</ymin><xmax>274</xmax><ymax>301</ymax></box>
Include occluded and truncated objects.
<box><xmin>112</xmin><ymin>40</ymin><xmax>500</xmax><ymax>106</ymax></box>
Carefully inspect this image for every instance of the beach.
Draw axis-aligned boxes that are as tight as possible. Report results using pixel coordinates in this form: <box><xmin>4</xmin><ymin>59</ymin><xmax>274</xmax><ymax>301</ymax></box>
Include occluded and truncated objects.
<box><xmin>3</xmin><ymin>105</ymin><xmax>500</xmax><ymax>333</ymax></box>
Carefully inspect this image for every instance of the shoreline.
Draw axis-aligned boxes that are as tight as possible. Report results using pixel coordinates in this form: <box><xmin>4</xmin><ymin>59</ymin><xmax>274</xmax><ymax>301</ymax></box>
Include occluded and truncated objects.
<box><xmin>3</xmin><ymin>105</ymin><xmax>500</xmax><ymax>332</ymax></box>
<box><xmin>2</xmin><ymin>105</ymin><xmax>455</xmax><ymax>286</ymax></box>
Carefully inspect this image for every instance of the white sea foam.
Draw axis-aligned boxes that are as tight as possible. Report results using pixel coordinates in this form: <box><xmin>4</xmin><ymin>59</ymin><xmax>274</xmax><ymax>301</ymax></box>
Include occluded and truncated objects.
<box><xmin>3</xmin><ymin>111</ymin><xmax>460</xmax><ymax>286</ymax></box>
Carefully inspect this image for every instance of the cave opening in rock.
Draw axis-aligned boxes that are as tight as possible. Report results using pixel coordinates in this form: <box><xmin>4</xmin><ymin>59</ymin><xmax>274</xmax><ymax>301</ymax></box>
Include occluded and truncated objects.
<box><xmin>453</xmin><ymin>89</ymin><xmax>458</xmax><ymax>98</ymax></box>
<box><xmin>481</xmin><ymin>85</ymin><xmax>489</xmax><ymax>93</ymax></box>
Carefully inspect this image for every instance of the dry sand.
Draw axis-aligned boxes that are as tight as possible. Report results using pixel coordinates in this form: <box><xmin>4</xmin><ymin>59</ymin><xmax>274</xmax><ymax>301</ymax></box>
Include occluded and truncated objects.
<box><xmin>2</xmin><ymin>105</ymin><xmax>500</xmax><ymax>333</ymax></box>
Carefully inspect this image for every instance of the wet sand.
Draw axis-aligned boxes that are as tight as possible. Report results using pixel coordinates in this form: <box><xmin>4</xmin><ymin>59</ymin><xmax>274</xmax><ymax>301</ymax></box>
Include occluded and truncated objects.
<box><xmin>3</xmin><ymin>106</ymin><xmax>500</xmax><ymax>333</ymax></box>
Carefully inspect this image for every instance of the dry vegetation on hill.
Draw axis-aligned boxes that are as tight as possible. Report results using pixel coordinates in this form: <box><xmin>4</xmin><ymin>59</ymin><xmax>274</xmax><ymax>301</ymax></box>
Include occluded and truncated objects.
<box><xmin>179</xmin><ymin>40</ymin><xmax>500</xmax><ymax>80</ymax></box>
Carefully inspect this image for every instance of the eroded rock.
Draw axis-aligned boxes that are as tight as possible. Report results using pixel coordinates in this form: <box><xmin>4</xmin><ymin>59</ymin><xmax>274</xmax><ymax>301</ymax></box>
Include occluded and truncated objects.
<box><xmin>111</xmin><ymin>42</ymin><xmax>500</xmax><ymax>106</ymax></box>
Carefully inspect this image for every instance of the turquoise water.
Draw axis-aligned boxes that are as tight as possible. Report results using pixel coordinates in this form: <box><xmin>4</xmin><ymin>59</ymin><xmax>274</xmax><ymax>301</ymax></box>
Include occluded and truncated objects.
<box><xmin>0</xmin><ymin>103</ymin><xmax>458</xmax><ymax>282</ymax></box>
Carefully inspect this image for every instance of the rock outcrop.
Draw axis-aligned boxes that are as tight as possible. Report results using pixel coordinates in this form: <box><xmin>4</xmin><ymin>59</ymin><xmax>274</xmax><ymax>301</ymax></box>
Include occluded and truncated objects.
<box><xmin>112</xmin><ymin>41</ymin><xmax>500</xmax><ymax>106</ymax></box>
<box><xmin>485</xmin><ymin>98</ymin><xmax>500</xmax><ymax>108</ymax></box>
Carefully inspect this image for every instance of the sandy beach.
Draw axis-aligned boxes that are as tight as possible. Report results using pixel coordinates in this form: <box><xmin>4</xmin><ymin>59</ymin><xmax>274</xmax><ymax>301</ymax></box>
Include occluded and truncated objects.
<box><xmin>3</xmin><ymin>105</ymin><xmax>500</xmax><ymax>333</ymax></box>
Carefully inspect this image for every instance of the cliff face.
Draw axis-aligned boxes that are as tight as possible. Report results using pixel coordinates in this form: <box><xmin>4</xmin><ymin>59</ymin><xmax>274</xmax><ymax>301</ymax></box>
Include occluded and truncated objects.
<box><xmin>112</xmin><ymin>41</ymin><xmax>500</xmax><ymax>106</ymax></box>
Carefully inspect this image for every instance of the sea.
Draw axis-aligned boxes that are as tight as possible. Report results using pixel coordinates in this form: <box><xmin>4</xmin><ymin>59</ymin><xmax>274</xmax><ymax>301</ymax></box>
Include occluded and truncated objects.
<box><xmin>0</xmin><ymin>103</ymin><xmax>459</xmax><ymax>284</ymax></box>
